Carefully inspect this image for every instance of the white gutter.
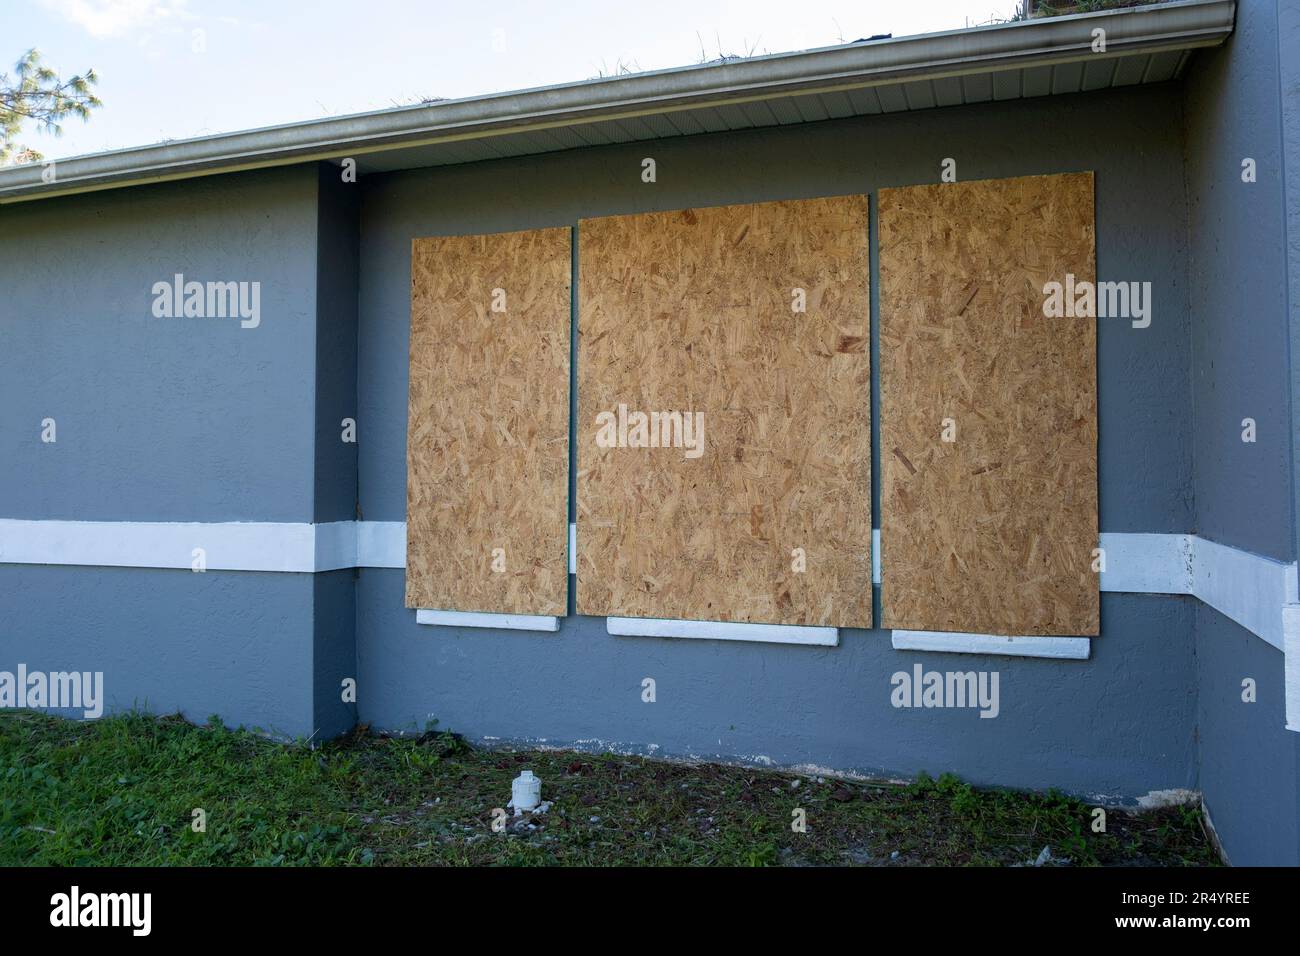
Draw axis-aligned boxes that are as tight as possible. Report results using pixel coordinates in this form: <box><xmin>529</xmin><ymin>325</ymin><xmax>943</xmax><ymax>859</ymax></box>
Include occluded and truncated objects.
<box><xmin>0</xmin><ymin>0</ymin><xmax>1234</xmax><ymax>203</ymax></box>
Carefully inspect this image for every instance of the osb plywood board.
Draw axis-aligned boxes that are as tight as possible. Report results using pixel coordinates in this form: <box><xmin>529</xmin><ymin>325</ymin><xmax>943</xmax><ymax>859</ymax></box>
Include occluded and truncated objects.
<box><xmin>878</xmin><ymin>172</ymin><xmax>1098</xmax><ymax>636</ymax></box>
<box><xmin>577</xmin><ymin>197</ymin><xmax>872</xmax><ymax>627</ymax></box>
<box><xmin>405</xmin><ymin>227</ymin><xmax>570</xmax><ymax>615</ymax></box>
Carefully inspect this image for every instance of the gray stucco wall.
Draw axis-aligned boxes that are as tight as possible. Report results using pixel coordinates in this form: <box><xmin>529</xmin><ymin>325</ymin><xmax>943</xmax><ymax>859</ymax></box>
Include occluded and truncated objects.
<box><xmin>313</xmin><ymin>570</ymin><xmax>358</xmax><ymax>739</ymax></box>
<box><xmin>1194</xmin><ymin>604</ymin><xmax>1298</xmax><ymax>865</ymax></box>
<box><xmin>314</xmin><ymin>164</ymin><xmax>360</xmax><ymax>525</ymax></box>
<box><xmin>0</xmin><ymin>166</ymin><xmax>344</xmax><ymax>740</ymax></box>
<box><xmin>1184</xmin><ymin>0</ymin><xmax>1293</xmax><ymax>562</ymax></box>
<box><xmin>1281</xmin><ymin>0</ymin><xmax>1300</xmax><ymax>565</ymax></box>
<box><xmin>354</xmin><ymin>84</ymin><xmax>1199</xmax><ymax>799</ymax></box>
<box><xmin>310</xmin><ymin>167</ymin><xmax>361</xmax><ymax>739</ymax></box>
<box><xmin>359</xmin><ymin>576</ymin><xmax>1196</xmax><ymax>798</ymax></box>
<box><xmin>1181</xmin><ymin>0</ymin><xmax>1300</xmax><ymax>865</ymax></box>
<box><xmin>0</xmin><ymin>166</ymin><xmax>320</xmax><ymax>523</ymax></box>
<box><xmin>0</xmin><ymin>565</ymin><xmax>316</xmax><ymax>736</ymax></box>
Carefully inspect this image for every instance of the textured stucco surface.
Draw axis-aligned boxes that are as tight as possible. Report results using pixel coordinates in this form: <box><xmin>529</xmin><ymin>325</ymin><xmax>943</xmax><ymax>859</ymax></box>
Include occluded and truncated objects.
<box><xmin>1281</xmin><ymin>0</ymin><xmax>1300</xmax><ymax>564</ymax></box>
<box><xmin>314</xmin><ymin>165</ymin><xmax>360</xmax><ymax>525</ymax></box>
<box><xmin>358</xmin><ymin>569</ymin><xmax>1196</xmax><ymax>799</ymax></box>
<box><xmin>1194</xmin><ymin>603</ymin><xmax>1300</xmax><ymax>865</ymax></box>
<box><xmin>0</xmin><ymin>565</ymin><xmax>316</xmax><ymax>736</ymax></box>
<box><xmin>1184</xmin><ymin>0</ymin><xmax>1293</xmax><ymax>562</ymax></box>
<box><xmin>1181</xmin><ymin>0</ymin><xmax>1300</xmax><ymax>866</ymax></box>
<box><xmin>308</xmin><ymin>169</ymin><xmax>362</xmax><ymax>739</ymax></box>
<box><xmin>0</xmin><ymin>166</ymin><xmax>355</xmax><ymax>739</ymax></box>
<box><xmin>312</xmin><ymin>569</ymin><xmax>358</xmax><ymax>739</ymax></box>
<box><xmin>0</xmin><ymin>166</ymin><xmax>320</xmax><ymax>523</ymax></box>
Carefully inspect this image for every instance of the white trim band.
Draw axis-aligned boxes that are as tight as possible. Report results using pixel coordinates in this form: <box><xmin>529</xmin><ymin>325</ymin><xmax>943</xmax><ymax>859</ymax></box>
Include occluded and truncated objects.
<box><xmin>1098</xmin><ymin>532</ymin><xmax>1193</xmax><ymax>594</ymax></box>
<box><xmin>2</xmin><ymin>520</ymin><xmax>1295</xmax><ymax>649</ymax></box>
<box><xmin>0</xmin><ymin>519</ymin><xmax>327</xmax><ymax>573</ymax></box>
<box><xmin>4</xmin><ymin>518</ymin><xmax>1294</xmax><ymax>726</ymax></box>
<box><xmin>356</xmin><ymin>521</ymin><xmax>405</xmax><ymax>568</ymax></box>
<box><xmin>1192</xmin><ymin>536</ymin><xmax>1297</xmax><ymax>651</ymax></box>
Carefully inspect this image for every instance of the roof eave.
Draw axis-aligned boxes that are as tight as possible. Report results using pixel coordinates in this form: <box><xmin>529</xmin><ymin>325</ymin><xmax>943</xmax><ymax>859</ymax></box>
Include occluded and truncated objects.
<box><xmin>0</xmin><ymin>0</ymin><xmax>1235</xmax><ymax>203</ymax></box>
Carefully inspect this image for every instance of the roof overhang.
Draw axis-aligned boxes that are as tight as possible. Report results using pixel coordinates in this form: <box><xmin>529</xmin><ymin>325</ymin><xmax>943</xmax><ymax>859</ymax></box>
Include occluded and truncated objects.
<box><xmin>0</xmin><ymin>0</ymin><xmax>1235</xmax><ymax>204</ymax></box>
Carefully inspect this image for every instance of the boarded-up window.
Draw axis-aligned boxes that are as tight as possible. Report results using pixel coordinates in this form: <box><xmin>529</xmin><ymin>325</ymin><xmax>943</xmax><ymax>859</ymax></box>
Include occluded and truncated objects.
<box><xmin>577</xmin><ymin>197</ymin><xmax>872</xmax><ymax>628</ymax></box>
<box><xmin>405</xmin><ymin>227</ymin><xmax>570</xmax><ymax>615</ymax></box>
<box><xmin>878</xmin><ymin>172</ymin><xmax>1098</xmax><ymax>636</ymax></box>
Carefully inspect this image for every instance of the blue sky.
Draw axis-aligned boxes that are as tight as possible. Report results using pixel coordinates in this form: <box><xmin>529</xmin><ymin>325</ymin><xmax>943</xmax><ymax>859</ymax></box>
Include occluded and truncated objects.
<box><xmin>3</xmin><ymin>0</ymin><xmax>1020</xmax><ymax>160</ymax></box>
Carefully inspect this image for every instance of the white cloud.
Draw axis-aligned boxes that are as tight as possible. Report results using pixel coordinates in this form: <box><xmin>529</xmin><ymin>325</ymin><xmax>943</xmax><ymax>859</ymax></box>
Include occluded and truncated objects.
<box><xmin>39</xmin><ymin>0</ymin><xmax>192</xmax><ymax>39</ymax></box>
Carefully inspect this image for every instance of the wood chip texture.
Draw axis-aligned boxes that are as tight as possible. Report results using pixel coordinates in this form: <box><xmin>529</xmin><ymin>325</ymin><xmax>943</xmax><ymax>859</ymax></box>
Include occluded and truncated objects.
<box><xmin>878</xmin><ymin>172</ymin><xmax>1098</xmax><ymax>636</ymax></box>
<box><xmin>405</xmin><ymin>227</ymin><xmax>570</xmax><ymax>615</ymax></box>
<box><xmin>577</xmin><ymin>197</ymin><xmax>872</xmax><ymax>627</ymax></box>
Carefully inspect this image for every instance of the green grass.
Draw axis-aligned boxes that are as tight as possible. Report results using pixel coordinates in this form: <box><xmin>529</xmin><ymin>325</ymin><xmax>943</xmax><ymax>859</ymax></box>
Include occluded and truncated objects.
<box><xmin>0</xmin><ymin>711</ymin><xmax>1221</xmax><ymax>866</ymax></box>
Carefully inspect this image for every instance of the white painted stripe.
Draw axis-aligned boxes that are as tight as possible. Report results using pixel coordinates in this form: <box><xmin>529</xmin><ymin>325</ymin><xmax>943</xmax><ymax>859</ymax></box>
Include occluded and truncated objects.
<box><xmin>1191</xmin><ymin>536</ymin><xmax>1297</xmax><ymax>651</ymax></box>
<box><xmin>1099</xmin><ymin>531</ymin><xmax>1192</xmax><ymax>594</ymax></box>
<box><xmin>356</xmin><ymin>521</ymin><xmax>405</xmax><ymax>568</ymax></box>
<box><xmin>0</xmin><ymin>519</ymin><xmax>320</xmax><ymax>572</ymax></box>
<box><xmin>2</xmin><ymin>521</ymin><xmax>1296</xmax><ymax>652</ymax></box>
<box><xmin>890</xmin><ymin>631</ymin><xmax>1091</xmax><ymax>660</ymax></box>
<box><xmin>416</xmin><ymin>609</ymin><xmax>560</xmax><ymax>631</ymax></box>
<box><xmin>608</xmin><ymin>616</ymin><xmax>838</xmax><ymax>646</ymax></box>
<box><xmin>1284</xmin><ymin>605</ymin><xmax>1300</xmax><ymax>733</ymax></box>
<box><xmin>314</xmin><ymin>520</ymin><xmax>358</xmax><ymax>571</ymax></box>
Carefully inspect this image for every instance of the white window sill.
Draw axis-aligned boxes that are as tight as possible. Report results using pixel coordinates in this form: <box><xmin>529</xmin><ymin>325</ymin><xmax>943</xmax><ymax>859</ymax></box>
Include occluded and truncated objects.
<box><xmin>607</xmin><ymin>617</ymin><xmax>838</xmax><ymax>646</ymax></box>
<box><xmin>415</xmin><ymin>609</ymin><xmax>559</xmax><ymax>632</ymax></box>
<box><xmin>890</xmin><ymin>630</ymin><xmax>1090</xmax><ymax>660</ymax></box>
